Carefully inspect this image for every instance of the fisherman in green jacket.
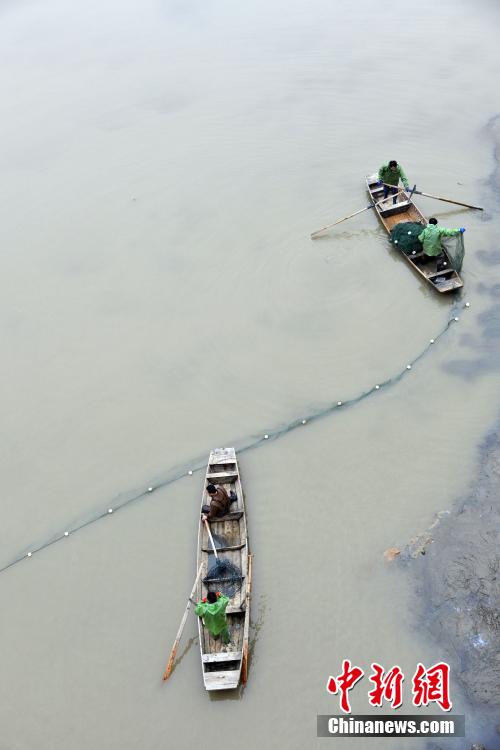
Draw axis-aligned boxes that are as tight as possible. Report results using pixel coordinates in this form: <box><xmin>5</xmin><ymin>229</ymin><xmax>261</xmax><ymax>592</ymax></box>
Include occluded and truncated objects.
<box><xmin>195</xmin><ymin>591</ymin><xmax>230</xmax><ymax>644</ymax></box>
<box><xmin>378</xmin><ymin>160</ymin><xmax>410</xmax><ymax>204</ymax></box>
<box><xmin>418</xmin><ymin>218</ymin><xmax>465</xmax><ymax>263</ymax></box>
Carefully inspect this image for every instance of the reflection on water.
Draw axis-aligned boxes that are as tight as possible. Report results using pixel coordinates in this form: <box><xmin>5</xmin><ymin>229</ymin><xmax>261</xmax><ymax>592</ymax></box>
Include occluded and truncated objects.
<box><xmin>168</xmin><ymin>635</ymin><xmax>199</xmax><ymax>679</ymax></box>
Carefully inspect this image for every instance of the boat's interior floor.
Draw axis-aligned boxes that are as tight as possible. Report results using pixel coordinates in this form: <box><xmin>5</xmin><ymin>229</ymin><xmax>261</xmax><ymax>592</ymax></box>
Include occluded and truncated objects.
<box><xmin>203</xmin><ymin>614</ymin><xmax>244</xmax><ymax>670</ymax></box>
<box><xmin>370</xmin><ymin>184</ymin><xmax>422</xmax><ymax>229</ymax></box>
<box><xmin>200</xmin><ymin>477</ymin><xmax>246</xmax><ymax>661</ymax></box>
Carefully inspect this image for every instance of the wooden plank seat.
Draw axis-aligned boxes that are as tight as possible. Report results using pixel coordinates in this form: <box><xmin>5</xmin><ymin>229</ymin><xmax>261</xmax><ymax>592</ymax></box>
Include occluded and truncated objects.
<box><xmin>203</xmin><ymin>572</ymin><xmax>245</xmax><ymax>584</ymax></box>
<box><xmin>206</xmin><ymin>471</ymin><xmax>238</xmax><ymax>481</ymax></box>
<box><xmin>209</xmin><ymin>511</ymin><xmax>243</xmax><ymax>522</ymax></box>
<box><xmin>202</xmin><ymin>542</ymin><xmax>247</xmax><ymax>553</ymax></box>
<box><xmin>428</xmin><ymin>268</ymin><xmax>455</xmax><ymax>279</ymax></box>
<box><xmin>380</xmin><ymin>201</ymin><xmax>411</xmax><ymax>217</ymax></box>
<box><xmin>226</xmin><ymin>604</ymin><xmax>245</xmax><ymax>614</ymax></box>
<box><xmin>202</xmin><ymin>651</ymin><xmax>242</xmax><ymax>663</ymax></box>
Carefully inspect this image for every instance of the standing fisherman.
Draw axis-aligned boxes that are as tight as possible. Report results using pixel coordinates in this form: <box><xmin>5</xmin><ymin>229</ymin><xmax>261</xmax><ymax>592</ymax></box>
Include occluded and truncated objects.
<box><xmin>418</xmin><ymin>218</ymin><xmax>465</xmax><ymax>266</ymax></box>
<box><xmin>195</xmin><ymin>591</ymin><xmax>231</xmax><ymax>644</ymax></box>
<box><xmin>378</xmin><ymin>160</ymin><xmax>410</xmax><ymax>204</ymax></box>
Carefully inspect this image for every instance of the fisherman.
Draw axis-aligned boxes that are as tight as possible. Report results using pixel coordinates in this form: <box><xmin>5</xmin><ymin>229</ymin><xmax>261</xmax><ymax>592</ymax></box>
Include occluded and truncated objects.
<box><xmin>418</xmin><ymin>218</ymin><xmax>465</xmax><ymax>266</ymax></box>
<box><xmin>377</xmin><ymin>160</ymin><xmax>410</xmax><ymax>204</ymax></box>
<box><xmin>195</xmin><ymin>590</ymin><xmax>231</xmax><ymax>644</ymax></box>
<box><xmin>201</xmin><ymin>483</ymin><xmax>231</xmax><ymax>522</ymax></box>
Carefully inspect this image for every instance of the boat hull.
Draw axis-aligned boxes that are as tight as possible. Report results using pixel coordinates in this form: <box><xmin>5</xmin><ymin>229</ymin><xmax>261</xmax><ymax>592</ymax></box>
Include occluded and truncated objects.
<box><xmin>196</xmin><ymin>448</ymin><xmax>250</xmax><ymax>691</ymax></box>
<box><xmin>366</xmin><ymin>174</ymin><xmax>463</xmax><ymax>293</ymax></box>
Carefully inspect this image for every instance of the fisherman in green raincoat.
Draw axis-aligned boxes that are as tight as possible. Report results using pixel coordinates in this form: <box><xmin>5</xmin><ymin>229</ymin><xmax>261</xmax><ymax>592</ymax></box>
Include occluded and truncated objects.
<box><xmin>195</xmin><ymin>591</ymin><xmax>230</xmax><ymax>644</ymax></box>
<box><xmin>418</xmin><ymin>218</ymin><xmax>465</xmax><ymax>263</ymax></box>
<box><xmin>378</xmin><ymin>160</ymin><xmax>410</xmax><ymax>204</ymax></box>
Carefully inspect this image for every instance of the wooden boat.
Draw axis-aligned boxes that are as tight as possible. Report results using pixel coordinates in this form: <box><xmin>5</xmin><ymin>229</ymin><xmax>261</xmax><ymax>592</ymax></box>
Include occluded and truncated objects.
<box><xmin>196</xmin><ymin>447</ymin><xmax>251</xmax><ymax>691</ymax></box>
<box><xmin>366</xmin><ymin>174</ymin><xmax>463</xmax><ymax>293</ymax></box>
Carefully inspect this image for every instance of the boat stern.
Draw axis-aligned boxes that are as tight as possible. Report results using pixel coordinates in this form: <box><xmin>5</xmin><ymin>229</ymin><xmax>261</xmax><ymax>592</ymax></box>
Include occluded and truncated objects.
<box><xmin>203</xmin><ymin>669</ymin><xmax>242</xmax><ymax>691</ymax></box>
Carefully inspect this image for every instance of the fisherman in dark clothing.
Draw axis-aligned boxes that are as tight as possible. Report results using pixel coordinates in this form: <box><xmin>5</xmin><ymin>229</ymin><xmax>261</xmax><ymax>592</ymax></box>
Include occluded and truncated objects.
<box><xmin>201</xmin><ymin>484</ymin><xmax>231</xmax><ymax>522</ymax></box>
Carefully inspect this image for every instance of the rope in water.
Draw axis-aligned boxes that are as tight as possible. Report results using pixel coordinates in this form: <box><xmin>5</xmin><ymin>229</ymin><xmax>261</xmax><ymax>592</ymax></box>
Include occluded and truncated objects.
<box><xmin>0</xmin><ymin>306</ymin><xmax>468</xmax><ymax>575</ymax></box>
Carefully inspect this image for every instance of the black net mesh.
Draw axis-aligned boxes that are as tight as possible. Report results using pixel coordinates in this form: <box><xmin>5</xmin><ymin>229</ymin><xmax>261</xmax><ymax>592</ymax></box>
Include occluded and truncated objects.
<box><xmin>203</xmin><ymin>559</ymin><xmax>243</xmax><ymax>598</ymax></box>
<box><xmin>441</xmin><ymin>233</ymin><xmax>465</xmax><ymax>272</ymax></box>
<box><xmin>390</xmin><ymin>221</ymin><xmax>465</xmax><ymax>272</ymax></box>
<box><xmin>390</xmin><ymin>221</ymin><xmax>426</xmax><ymax>255</ymax></box>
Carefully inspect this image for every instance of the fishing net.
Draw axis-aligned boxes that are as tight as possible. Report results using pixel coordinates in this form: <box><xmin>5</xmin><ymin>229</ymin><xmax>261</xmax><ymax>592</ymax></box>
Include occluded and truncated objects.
<box><xmin>390</xmin><ymin>221</ymin><xmax>426</xmax><ymax>255</ymax></box>
<box><xmin>390</xmin><ymin>221</ymin><xmax>465</xmax><ymax>271</ymax></box>
<box><xmin>441</xmin><ymin>233</ymin><xmax>465</xmax><ymax>272</ymax></box>
<box><xmin>203</xmin><ymin>559</ymin><xmax>243</xmax><ymax>598</ymax></box>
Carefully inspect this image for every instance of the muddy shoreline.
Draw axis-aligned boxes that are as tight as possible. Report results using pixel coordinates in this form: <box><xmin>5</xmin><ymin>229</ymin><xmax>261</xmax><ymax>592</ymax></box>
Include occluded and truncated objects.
<box><xmin>402</xmin><ymin>423</ymin><xmax>500</xmax><ymax>749</ymax></box>
<box><xmin>402</xmin><ymin>113</ymin><xmax>500</xmax><ymax>750</ymax></box>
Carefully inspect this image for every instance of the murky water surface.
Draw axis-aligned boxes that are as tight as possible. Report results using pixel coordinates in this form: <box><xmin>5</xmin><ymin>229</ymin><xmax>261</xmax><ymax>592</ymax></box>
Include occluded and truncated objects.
<box><xmin>1</xmin><ymin>1</ymin><xmax>500</xmax><ymax>747</ymax></box>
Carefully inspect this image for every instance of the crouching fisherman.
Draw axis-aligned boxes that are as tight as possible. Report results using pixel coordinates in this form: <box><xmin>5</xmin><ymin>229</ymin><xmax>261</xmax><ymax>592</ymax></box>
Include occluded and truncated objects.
<box><xmin>418</xmin><ymin>217</ymin><xmax>465</xmax><ymax>267</ymax></box>
<box><xmin>202</xmin><ymin>483</ymin><xmax>237</xmax><ymax>522</ymax></box>
<box><xmin>195</xmin><ymin>591</ymin><xmax>230</xmax><ymax>644</ymax></box>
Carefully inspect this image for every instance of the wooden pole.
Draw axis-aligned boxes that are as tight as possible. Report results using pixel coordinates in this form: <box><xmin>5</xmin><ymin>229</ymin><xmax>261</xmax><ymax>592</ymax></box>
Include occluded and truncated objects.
<box><xmin>241</xmin><ymin>553</ymin><xmax>253</xmax><ymax>685</ymax></box>
<box><xmin>311</xmin><ymin>205</ymin><xmax>375</xmax><ymax>238</ymax></box>
<box><xmin>381</xmin><ymin>182</ymin><xmax>409</xmax><ymax>190</ymax></box>
<box><xmin>413</xmin><ymin>190</ymin><xmax>483</xmax><ymax>211</ymax></box>
<box><xmin>310</xmin><ymin>186</ymin><xmax>408</xmax><ymax>239</ymax></box>
<box><xmin>162</xmin><ymin>562</ymin><xmax>204</xmax><ymax>681</ymax></box>
<box><xmin>204</xmin><ymin>519</ymin><xmax>219</xmax><ymax>559</ymax></box>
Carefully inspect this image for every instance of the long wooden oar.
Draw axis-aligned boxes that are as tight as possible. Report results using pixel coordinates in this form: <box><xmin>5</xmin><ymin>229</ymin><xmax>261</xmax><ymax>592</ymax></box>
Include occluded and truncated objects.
<box><xmin>241</xmin><ymin>553</ymin><xmax>253</xmax><ymax>685</ymax></box>
<box><xmin>311</xmin><ymin>187</ymin><xmax>407</xmax><ymax>239</ymax></box>
<box><xmin>204</xmin><ymin>519</ymin><xmax>219</xmax><ymax>559</ymax></box>
<box><xmin>310</xmin><ymin>204</ymin><xmax>375</xmax><ymax>238</ymax></box>
<box><xmin>381</xmin><ymin>182</ymin><xmax>407</xmax><ymax>190</ymax></box>
<box><xmin>413</xmin><ymin>189</ymin><xmax>483</xmax><ymax>211</ymax></box>
<box><xmin>163</xmin><ymin>562</ymin><xmax>204</xmax><ymax>681</ymax></box>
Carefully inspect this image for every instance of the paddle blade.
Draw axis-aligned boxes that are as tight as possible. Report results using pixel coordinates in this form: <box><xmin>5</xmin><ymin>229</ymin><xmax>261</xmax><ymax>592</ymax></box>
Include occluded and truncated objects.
<box><xmin>163</xmin><ymin>643</ymin><xmax>179</xmax><ymax>681</ymax></box>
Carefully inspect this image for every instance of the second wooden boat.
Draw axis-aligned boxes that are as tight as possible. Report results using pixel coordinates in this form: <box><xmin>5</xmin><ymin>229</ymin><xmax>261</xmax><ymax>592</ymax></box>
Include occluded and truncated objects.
<box><xmin>196</xmin><ymin>447</ymin><xmax>251</xmax><ymax>691</ymax></box>
<box><xmin>366</xmin><ymin>174</ymin><xmax>464</xmax><ymax>293</ymax></box>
